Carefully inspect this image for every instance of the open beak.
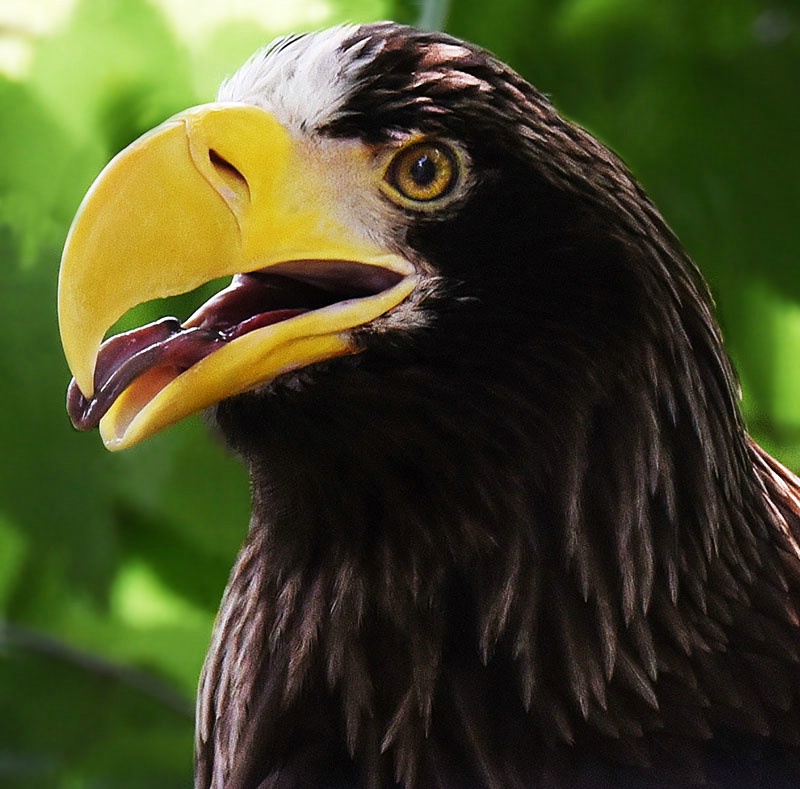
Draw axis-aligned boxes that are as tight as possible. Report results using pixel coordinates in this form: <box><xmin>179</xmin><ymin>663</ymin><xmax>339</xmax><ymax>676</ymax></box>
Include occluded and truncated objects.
<box><xmin>58</xmin><ymin>102</ymin><xmax>416</xmax><ymax>450</ymax></box>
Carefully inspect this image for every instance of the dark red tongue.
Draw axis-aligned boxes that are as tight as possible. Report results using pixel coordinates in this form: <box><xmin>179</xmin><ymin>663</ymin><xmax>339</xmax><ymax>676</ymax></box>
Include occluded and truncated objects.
<box><xmin>67</xmin><ymin>319</ymin><xmax>222</xmax><ymax>431</ymax></box>
<box><xmin>66</xmin><ymin>274</ymin><xmax>312</xmax><ymax>431</ymax></box>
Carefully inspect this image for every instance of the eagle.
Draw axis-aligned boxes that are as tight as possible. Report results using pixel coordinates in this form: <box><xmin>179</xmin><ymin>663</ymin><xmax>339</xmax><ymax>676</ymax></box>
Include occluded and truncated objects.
<box><xmin>58</xmin><ymin>22</ymin><xmax>800</xmax><ymax>789</ymax></box>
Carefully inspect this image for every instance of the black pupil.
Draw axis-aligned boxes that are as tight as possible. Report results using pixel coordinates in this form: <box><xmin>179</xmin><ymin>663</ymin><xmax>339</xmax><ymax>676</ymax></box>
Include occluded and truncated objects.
<box><xmin>409</xmin><ymin>153</ymin><xmax>438</xmax><ymax>187</ymax></box>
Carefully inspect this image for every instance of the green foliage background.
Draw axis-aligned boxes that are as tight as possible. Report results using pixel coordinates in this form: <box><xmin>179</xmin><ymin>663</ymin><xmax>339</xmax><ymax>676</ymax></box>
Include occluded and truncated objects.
<box><xmin>0</xmin><ymin>0</ymin><xmax>798</xmax><ymax>785</ymax></box>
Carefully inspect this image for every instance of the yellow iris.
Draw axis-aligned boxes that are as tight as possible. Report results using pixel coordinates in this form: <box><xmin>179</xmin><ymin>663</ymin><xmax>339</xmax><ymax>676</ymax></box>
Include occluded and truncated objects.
<box><xmin>385</xmin><ymin>141</ymin><xmax>457</xmax><ymax>203</ymax></box>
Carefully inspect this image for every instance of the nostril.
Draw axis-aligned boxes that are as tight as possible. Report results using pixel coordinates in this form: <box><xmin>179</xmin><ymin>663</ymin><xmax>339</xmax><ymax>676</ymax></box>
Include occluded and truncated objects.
<box><xmin>209</xmin><ymin>149</ymin><xmax>250</xmax><ymax>200</ymax></box>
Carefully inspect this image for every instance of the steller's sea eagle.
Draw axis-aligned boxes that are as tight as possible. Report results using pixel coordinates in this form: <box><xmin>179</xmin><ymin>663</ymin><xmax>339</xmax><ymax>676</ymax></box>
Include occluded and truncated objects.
<box><xmin>59</xmin><ymin>22</ymin><xmax>800</xmax><ymax>789</ymax></box>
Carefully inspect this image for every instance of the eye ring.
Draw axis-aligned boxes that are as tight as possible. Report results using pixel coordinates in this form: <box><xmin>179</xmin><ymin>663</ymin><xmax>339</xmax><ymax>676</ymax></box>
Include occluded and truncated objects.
<box><xmin>384</xmin><ymin>140</ymin><xmax>459</xmax><ymax>204</ymax></box>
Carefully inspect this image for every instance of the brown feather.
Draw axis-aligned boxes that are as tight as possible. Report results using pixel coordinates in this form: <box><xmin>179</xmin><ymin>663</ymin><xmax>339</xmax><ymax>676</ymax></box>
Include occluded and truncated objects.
<box><xmin>191</xmin><ymin>22</ymin><xmax>800</xmax><ymax>788</ymax></box>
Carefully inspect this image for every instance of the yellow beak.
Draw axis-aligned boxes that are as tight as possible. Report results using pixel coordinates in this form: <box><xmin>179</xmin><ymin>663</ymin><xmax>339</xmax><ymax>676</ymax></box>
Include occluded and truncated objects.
<box><xmin>58</xmin><ymin>102</ymin><xmax>415</xmax><ymax>450</ymax></box>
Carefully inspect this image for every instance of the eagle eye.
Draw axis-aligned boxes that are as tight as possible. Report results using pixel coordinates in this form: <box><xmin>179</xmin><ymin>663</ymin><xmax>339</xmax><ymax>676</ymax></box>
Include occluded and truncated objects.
<box><xmin>384</xmin><ymin>141</ymin><xmax>458</xmax><ymax>204</ymax></box>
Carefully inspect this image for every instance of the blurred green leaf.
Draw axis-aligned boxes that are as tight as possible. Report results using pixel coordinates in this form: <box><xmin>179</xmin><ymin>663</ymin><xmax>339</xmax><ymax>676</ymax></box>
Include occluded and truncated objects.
<box><xmin>0</xmin><ymin>78</ymin><xmax>99</xmax><ymax>266</ymax></box>
<box><xmin>0</xmin><ymin>624</ymin><xmax>193</xmax><ymax>788</ymax></box>
<box><xmin>0</xmin><ymin>516</ymin><xmax>28</xmax><ymax>612</ymax></box>
<box><xmin>27</xmin><ymin>0</ymin><xmax>197</xmax><ymax>153</ymax></box>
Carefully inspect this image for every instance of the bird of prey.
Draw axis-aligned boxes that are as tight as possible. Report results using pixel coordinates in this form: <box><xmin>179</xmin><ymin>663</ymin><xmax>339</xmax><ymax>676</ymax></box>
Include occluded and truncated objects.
<box><xmin>58</xmin><ymin>22</ymin><xmax>800</xmax><ymax>789</ymax></box>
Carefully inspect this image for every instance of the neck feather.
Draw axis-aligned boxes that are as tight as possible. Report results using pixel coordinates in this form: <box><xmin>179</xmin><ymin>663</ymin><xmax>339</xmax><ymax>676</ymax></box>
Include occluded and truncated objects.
<box><xmin>196</xmin><ymin>319</ymin><xmax>800</xmax><ymax>787</ymax></box>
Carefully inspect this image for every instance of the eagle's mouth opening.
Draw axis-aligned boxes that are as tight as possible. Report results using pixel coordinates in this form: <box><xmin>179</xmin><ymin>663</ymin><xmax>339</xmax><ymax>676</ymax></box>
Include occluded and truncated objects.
<box><xmin>66</xmin><ymin>260</ymin><xmax>406</xmax><ymax>431</ymax></box>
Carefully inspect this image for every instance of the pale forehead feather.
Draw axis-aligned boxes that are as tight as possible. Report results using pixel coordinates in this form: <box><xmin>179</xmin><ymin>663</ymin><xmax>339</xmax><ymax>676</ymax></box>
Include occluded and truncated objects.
<box><xmin>217</xmin><ymin>25</ymin><xmax>380</xmax><ymax>133</ymax></box>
